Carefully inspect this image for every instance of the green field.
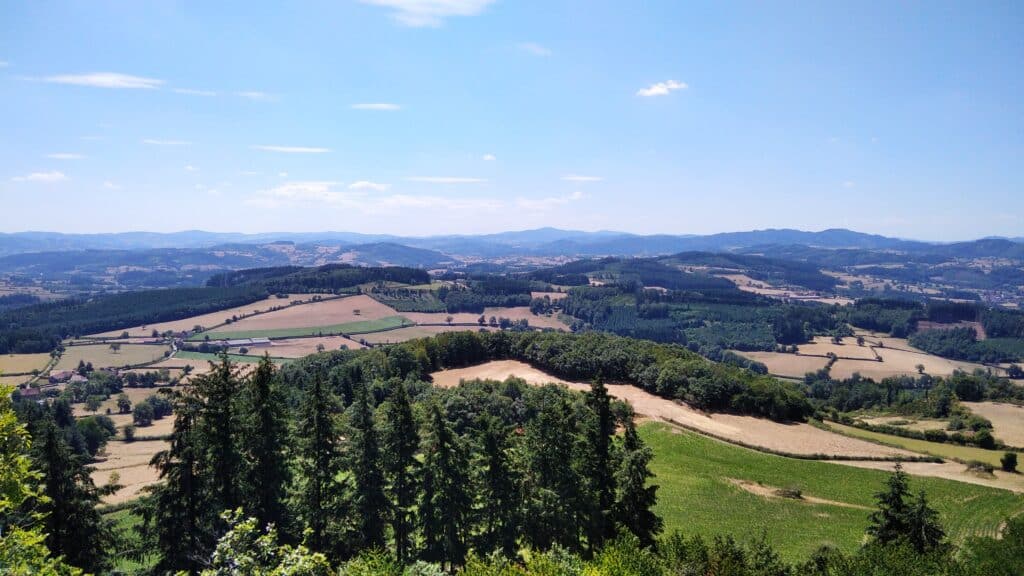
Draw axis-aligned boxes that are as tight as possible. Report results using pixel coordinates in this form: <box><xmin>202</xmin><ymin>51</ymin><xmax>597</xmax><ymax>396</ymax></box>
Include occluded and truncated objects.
<box><xmin>190</xmin><ymin>315</ymin><xmax>413</xmax><ymax>341</ymax></box>
<box><xmin>824</xmin><ymin>421</ymin><xmax>1011</xmax><ymax>466</ymax></box>
<box><xmin>640</xmin><ymin>422</ymin><xmax>1023</xmax><ymax>562</ymax></box>
<box><xmin>104</xmin><ymin>505</ymin><xmax>158</xmax><ymax>573</ymax></box>
<box><xmin>173</xmin><ymin>351</ymin><xmax>292</xmax><ymax>365</ymax></box>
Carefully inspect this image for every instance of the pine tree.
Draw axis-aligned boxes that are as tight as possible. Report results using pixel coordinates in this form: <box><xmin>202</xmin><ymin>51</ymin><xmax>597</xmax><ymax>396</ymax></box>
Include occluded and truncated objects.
<box><xmin>381</xmin><ymin>380</ymin><xmax>420</xmax><ymax>563</ymax></box>
<box><xmin>613</xmin><ymin>420</ymin><xmax>662</xmax><ymax>547</ymax></box>
<box><xmin>419</xmin><ymin>403</ymin><xmax>471</xmax><ymax>570</ymax></box>
<box><xmin>346</xmin><ymin>382</ymin><xmax>388</xmax><ymax>551</ymax></box>
<box><xmin>473</xmin><ymin>416</ymin><xmax>519</xmax><ymax>559</ymax></box>
<box><xmin>238</xmin><ymin>355</ymin><xmax>290</xmax><ymax>530</ymax></box>
<box><xmin>292</xmin><ymin>372</ymin><xmax>341</xmax><ymax>553</ymax></box>
<box><xmin>584</xmin><ymin>378</ymin><xmax>616</xmax><ymax>549</ymax></box>
<box><xmin>33</xmin><ymin>418</ymin><xmax>113</xmax><ymax>572</ymax></box>
<box><xmin>192</xmin><ymin>354</ymin><xmax>243</xmax><ymax>511</ymax></box>
<box><xmin>906</xmin><ymin>490</ymin><xmax>945</xmax><ymax>553</ymax></box>
<box><xmin>867</xmin><ymin>463</ymin><xmax>912</xmax><ymax>546</ymax></box>
<box><xmin>147</xmin><ymin>389</ymin><xmax>214</xmax><ymax>575</ymax></box>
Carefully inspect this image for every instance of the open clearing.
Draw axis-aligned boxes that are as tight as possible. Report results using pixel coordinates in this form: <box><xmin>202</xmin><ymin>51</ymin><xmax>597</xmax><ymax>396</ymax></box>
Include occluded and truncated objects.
<box><xmin>90</xmin><ymin>294</ymin><xmax>316</xmax><ymax>337</ymax></box>
<box><xmin>642</xmin><ymin>422</ymin><xmax>1024</xmax><ymax>561</ymax></box>
<box><xmin>431</xmin><ymin>360</ymin><xmax>914</xmax><ymax>459</ymax></box>
<box><xmin>962</xmin><ymin>401</ymin><xmax>1024</xmax><ymax>447</ymax></box>
<box><xmin>734</xmin><ymin>351</ymin><xmax>830</xmax><ymax>379</ymax></box>
<box><xmin>92</xmin><ymin>438</ymin><xmax>168</xmax><ymax>504</ymax></box>
<box><xmin>402</xmin><ymin>307</ymin><xmax>570</xmax><ymax>330</ymax></box>
<box><xmin>206</xmin><ymin>295</ymin><xmax>399</xmax><ymax>336</ymax></box>
<box><xmin>233</xmin><ymin>335</ymin><xmax>366</xmax><ymax>357</ymax></box>
<box><xmin>55</xmin><ymin>343</ymin><xmax>171</xmax><ymax>371</ymax></box>
<box><xmin>72</xmin><ymin>387</ymin><xmax>175</xmax><ymax>420</ymax></box>
<box><xmin>358</xmin><ymin>325</ymin><xmax>482</xmax><ymax>345</ymax></box>
<box><xmin>0</xmin><ymin>352</ymin><xmax>51</xmax><ymax>374</ymax></box>
<box><xmin>831</xmin><ymin>346</ymin><xmax>995</xmax><ymax>380</ymax></box>
<box><xmin>797</xmin><ymin>337</ymin><xmax>879</xmax><ymax>359</ymax></box>
<box><xmin>860</xmin><ymin>415</ymin><xmax>949</xmax><ymax>432</ymax></box>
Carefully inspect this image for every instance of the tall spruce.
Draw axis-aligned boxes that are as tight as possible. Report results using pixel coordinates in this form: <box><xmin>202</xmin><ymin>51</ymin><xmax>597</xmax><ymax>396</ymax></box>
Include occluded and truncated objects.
<box><xmin>473</xmin><ymin>416</ymin><xmax>519</xmax><ymax>559</ymax></box>
<box><xmin>614</xmin><ymin>420</ymin><xmax>663</xmax><ymax>547</ymax></box>
<box><xmin>148</xmin><ymin>389</ymin><xmax>213</xmax><ymax>575</ymax></box>
<box><xmin>33</xmin><ymin>417</ymin><xmax>113</xmax><ymax>572</ymax></box>
<box><xmin>419</xmin><ymin>403</ymin><xmax>471</xmax><ymax>571</ymax></box>
<box><xmin>867</xmin><ymin>463</ymin><xmax>912</xmax><ymax>546</ymax></box>
<box><xmin>906</xmin><ymin>490</ymin><xmax>945</xmax><ymax>553</ymax></box>
<box><xmin>193</xmin><ymin>354</ymin><xmax>243</xmax><ymax>511</ymax></box>
<box><xmin>346</xmin><ymin>382</ymin><xmax>388</xmax><ymax>551</ymax></box>
<box><xmin>238</xmin><ymin>355</ymin><xmax>290</xmax><ymax>530</ymax></box>
<box><xmin>584</xmin><ymin>378</ymin><xmax>617</xmax><ymax>549</ymax></box>
<box><xmin>292</xmin><ymin>372</ymin><xmax>341</xmax><ymax>552</ymax></box>
<box><xmin>381</xmin><ymin>380</ymin><xmax>420</xmax><ymax>563</ymax></box>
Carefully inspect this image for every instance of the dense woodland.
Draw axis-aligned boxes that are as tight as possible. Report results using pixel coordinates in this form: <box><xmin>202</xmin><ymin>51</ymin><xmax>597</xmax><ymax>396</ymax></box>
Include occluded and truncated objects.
<box><xmin>206</xmin><ymin>263</ymin><xmax>431</xmax><ymax>293</ymax></box>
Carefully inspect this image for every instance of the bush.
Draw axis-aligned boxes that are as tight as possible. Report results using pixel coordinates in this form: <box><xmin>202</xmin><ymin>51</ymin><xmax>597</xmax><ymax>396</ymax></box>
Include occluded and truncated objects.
<box><xmin>123</xmin><ymin>424</ymin><xmax>136</xmax><ymax>442</ymax></box>
<box><xmin>966</xmin><ymin>460</ymin><xmax>995</xmax><ymax>474</ymax></box>
<box><xmin>1002</xmin><ymin>452</ymin><xmax>1018</xmax><ymax>473</ymax></box>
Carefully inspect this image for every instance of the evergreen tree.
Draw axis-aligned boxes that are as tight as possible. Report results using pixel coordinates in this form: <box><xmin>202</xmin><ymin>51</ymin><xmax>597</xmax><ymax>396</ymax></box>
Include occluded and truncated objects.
<box><xmin>867</xmin><ymin>463</ymin><xmax>912</xmax><ymax>546</ymax></box>
<box><xmin>381</xmin><ymin>380</ymin><xmax>420</xmax><ymax>563</ymax></box>
<box><xmin>906</xmin><ymin>490</ymin><xmax>945</xmax><ymax>553</ymax></box>
<box><xmin>292</xmin><ymin>372</ymin><xmax>341</xmax><ymax>553</ymax></box>
<box><xmin>238</xmin><ymin>355</ymin><xmax>290</xmax><ymax>530</ymax></box>
<box><xmin>33</xmin><ymin>418</ymin><xmax>113</xmax><ymax>572</ymax></box>
<box><xmin>346</xmin><ymin>382</ymin><xmax>388</xmax><ymax>551</ymax></box>
<box><xmin>613</xmin><ymin>420</ymin><xmax>663</xmax><ymax>547</ymax></box>
<box><xmin>473</xmin><ymin>416</ymin><xmax>519</xmax><ymax>559</ymax></box>
<box><xmin>193</xmin><ymin>354</ymin><xmax>243</xmax><ymax>511</ymax></box>
<box><xmin>147</xmin><ymin>389</ymin><xmax>214</xmax><ymax>575</ymax></box>
<box><xmin>584</xmin><ymin>378</ymin><xmax>617</xmax><ymax>549</ymax></box>
<box><xmin>419</xmin><ymin>403</ymin><xmax>471</xmax><ymax>570</ymax></box>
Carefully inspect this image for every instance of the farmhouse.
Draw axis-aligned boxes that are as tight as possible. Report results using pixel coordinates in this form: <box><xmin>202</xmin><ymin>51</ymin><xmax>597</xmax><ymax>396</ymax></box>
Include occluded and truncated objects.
<box><xmin>48</xmin><ymin>369</ymin><xmax>73</xmax><ymax>383</ymax></box>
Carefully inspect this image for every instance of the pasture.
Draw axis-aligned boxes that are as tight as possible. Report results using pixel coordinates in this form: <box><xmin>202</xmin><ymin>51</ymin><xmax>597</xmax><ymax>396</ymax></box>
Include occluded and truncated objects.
<box><xmin>239</xmin><ymin>335</ymin><xmax>367</xmax><ymax>358</ymax></box>
<box><xmin>736</xmin><ymin>351</ymin><xmax>830</xmax><ymax>379</ymax></box>
<box><xmin>358</xmin><ymin>325</ymin><xmax>482</xmax><ymax>345</ymax></box>
<box><xmin>641</xmin><ymin>422</ymin><xmax>1024</xmax><ymax>561</ymax></box>
<box><xmin>205</xmin><ymin>294</ymin><xmax>399</xmax><ymax>336</ymax></box>
<box><xmin>402</xmin><ymin>306</ymin><xmax>571</xmax><ymax>330</ymax></box>
<box><xmin>962</xmin><ymin>401</ymin><xmax>1024</xmax><ymax>447</ymax></box>
<box><xmin>201</xmin><ymin>315</ymin><xmax>413</xmax><ymax>340</ymax></box>
<box><xmin>797</xmin><ymin>337</ymin><xmax>878</xmax><ymax>360</ymax></box>
<box><xmin>0</xmin><ymin>352</ymin><xmax>51</xmax><ymax>374</ymax></box>
<box><xmin>824</xmin><ymin>422</ymin><xmax>1013</xmax><ymax>468</ymax></box>
<box><xmin>55</xmin><ymin>343</ymin><xmax>171</xmax><ymax>371</ymax></box>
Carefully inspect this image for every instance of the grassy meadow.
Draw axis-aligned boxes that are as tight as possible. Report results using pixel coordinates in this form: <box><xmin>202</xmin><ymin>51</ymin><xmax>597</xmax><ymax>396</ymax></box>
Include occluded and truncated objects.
<box><xmin>191</xmin><ymin>315</ymin><xmax>413</xmax><ymax>341</ymax></box>
<box><xmin>824</xmin><ymin>421</ymin><xmax>1012</xmax><ymax>466</ymax></box>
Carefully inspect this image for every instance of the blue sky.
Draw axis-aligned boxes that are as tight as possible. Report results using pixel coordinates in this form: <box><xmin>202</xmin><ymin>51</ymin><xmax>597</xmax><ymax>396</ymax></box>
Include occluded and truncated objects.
<box><xmin>1</xmin><ymin>1</ymin><xmax>1021</xmax><ymax>239</ymax></box>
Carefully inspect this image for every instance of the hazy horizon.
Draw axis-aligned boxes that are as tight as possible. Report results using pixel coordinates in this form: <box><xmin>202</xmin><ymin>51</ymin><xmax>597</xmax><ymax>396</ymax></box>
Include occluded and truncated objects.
<box><xmin>2</xmin><ymin>1</ymin><xmax>1022</xmax><ymax>240</ymax></box>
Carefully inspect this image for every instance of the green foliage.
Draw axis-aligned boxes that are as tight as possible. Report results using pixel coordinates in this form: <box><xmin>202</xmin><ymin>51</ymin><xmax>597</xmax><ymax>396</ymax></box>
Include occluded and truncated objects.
<box><xmin>200</xmin><ymin>509</ymin><xmax>332</xmax><ymax>576</ymax></box>
<box><xmin>1001</xmin><ymin>452</ymin><xmax>1018</xmax><ymax>472</ymax></box>
<box><xmin>206</xmin><ymin>263</ymin><xmax>430</xmax><ymax>293</ymax></box>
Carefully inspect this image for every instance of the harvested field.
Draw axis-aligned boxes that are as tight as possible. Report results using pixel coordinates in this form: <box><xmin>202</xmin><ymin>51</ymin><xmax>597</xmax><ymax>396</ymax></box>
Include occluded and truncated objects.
<box><xmin>797</xmin><ymin>337</ymin><xmax>879</xmax><ymax>359</ymax></box>
<box><xmin>92</xmin><ymin>439</ymin><xmax>168</xmax><ymax>504</ymax></box>
<box><xmin>55</xmin><ymin>343</ymin><xmax>171</xmax><ymax>371</ymax></box>
<box><xmin>207</xmin><ymin>295</ymin><xmax>399</xmax><ymax>335</ymax></box>
<box><xmin>531</xmin><ymin>291</ymin><xmax>568</xmax><ymax>301</ymax></box>
<box><xmin>1</xmin><ymin>375</ymin><xmax>29</xmax><ymax>386</ymax></box>
<box><xmin>431</xmin><ymin>360</ymin><xmax>914</xmax><ymax>459</ymax></box>
<box><xmin>825</xmin><ymin>422</ymin><xmax>1009</xmax><ymax>467</ymax></box>
<box><xmin>860</xmin><ymin>415</ymin><xmax>949</xmax><ymax>432</ymax></box>
<box><xmin>359</xmin><ymin>325</ymin><xmax>483</xmax><ymax>345</ymax></box>
<box><xmin>734</xmin><ymin>351</ymin><xmax>829</xmax><ymax>379</ymax></box>
<box><xmin>403</xmin><ymin>307</ymin><xmax>569</xmax><ymax>330</ymax></box>
<box><xmin>204</xmin><ymin>315</ymin><xmax>412</xmax><ymax>340</ymax></box>
<box><xmin>72</xmin><ymin>387</ymin><xmax>176</xmax><ymax>419</ymax></box>
<box><xmin>962</xmin><ymin>402</ymin><xmax>1024</xmax><ymax>447</ymax></box>
<box><xmin>91</xmin><ymin>294</ymin><xmax>316</xmax><ymax>337</ymax></box>
<box><xmin>917</xmin><ymin>320</ymin><xmax>987</xmax><ymax>339</ymax></box>
<box><xmin>837</xmin><ymin>460</ymin><xmax>1024</xmax><ymax>494</ymax></box>
<box><xmin>237</xmin><ymin>335</ymin><xmax>366</xmax><ymax>357</ymax></box>
<box><xmin>0</xmin><ymin>353</ymin><xmax>51</xmax><ymax>374</ymax></box>
<box><xmin>830</xmin><ymin>347</ymin><xmax>993</xmax><ymax>380</ymax></box>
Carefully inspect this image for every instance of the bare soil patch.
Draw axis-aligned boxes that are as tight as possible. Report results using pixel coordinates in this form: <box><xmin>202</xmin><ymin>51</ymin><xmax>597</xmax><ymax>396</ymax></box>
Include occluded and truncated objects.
<box><xmin>734</xmin><ymin>351</ymin><xmax>830</xmax><ymax>379</ymax></box>
<box><xmin>208</xmin><ymin>295</ymin><xmax>398</xmax><ymax>334</ymax></box>
<box><xmin>92</xmin><ymin>439</ymin><xmax>168</xmax><ymax>504</ymax></box>
<box><xmin>726</xmin><ymin>478</ymin><xmax>870</xmax><ymax>510</ymax></box>
<box><xmin>836</xmin><ymin>460</ymin><xmax>1024</xmax><ymax>494</ymax></box>
<box><xmin>430</xmin><ymin>361</ymin><xmax>914</xmax><ymax>459</ymax></box>
<box><xmin>962</xmin><ymin>402</ymin><xmax>1024</xmax><ymax>447</ymax></box>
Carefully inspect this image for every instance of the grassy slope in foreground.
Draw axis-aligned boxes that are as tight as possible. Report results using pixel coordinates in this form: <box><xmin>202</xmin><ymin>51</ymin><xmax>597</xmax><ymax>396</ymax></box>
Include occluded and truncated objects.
<box><xmin>190</xmin><ymin>315</ymin><xmax>412</xmax><ymax>340</ymax></box>
<box><xmin>824</xmin><ymin>421</ymin><xmax>1011</xmax><ymax>467</ymax></box>
<box><xmin>641</xmin><ymin>422</ymin><xmax>1023</xmax><ymax>562</ymax></box>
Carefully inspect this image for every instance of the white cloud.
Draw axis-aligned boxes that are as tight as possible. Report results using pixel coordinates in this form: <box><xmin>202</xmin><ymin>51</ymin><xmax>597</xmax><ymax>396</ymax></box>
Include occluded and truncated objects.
<box><xmin>249</xmin><ymin>180</ymin><xmax>503</xmax><ymax>213</ymax></box>
<box><xmin>252</xmin><ymin>145</ymin><xmax>330</xmax><ymax>154</ymax></box>
<box><xmin>561</xmin><ymin>174</ymin><xmax>602</xmax><ymax>182</ymax></box>
<box><xmin>142</xmin><ymin>139</ymin><xmax>191</xmax><ymax>146</ymax></box>
<box><xmin>517</xmin><ymin>42</ymin><xmax>551</xmax><ymax>56</ymax></box>
<box><xmin>406</xmin><ymin>176</ymin><xmax>487</xmax><ymax>184</ymax></box>
<box><xmin>349</xmin><ymin>180</ymin><xmax>390</xmax><ymax>192</ymax></box>
<box><xmin>636</xmin><ymin>79</ymin><xmax>687</xmax><ymax>97</ymax></box>
<box><xmin>482</xmin><ymin>154</ymin><xmax>497</xmax><ymax>161</ymax></box>
<box><xmin>237</xmin><ymin>91</ymin><xmax>277</xmax><ymax>102</ymax></box>
<box><xmin>360</xmin><ymin>0</ymin><xmax>496</xmax><ymax>27</ymax></box>
<box><xmin>185</xmin><ymin>165</ymin><xmax>198</xmax><ymax>172</ymax></box>
<box><xmin>11</xmin><ymin>171</ymin><xmax>68</xmax><ymax>183</ymax></box>
<box><xmin>46</xmin><ymin>153</ymin><xmax>85</xmax><ymax>160</ymax></box>
<box><xmin>42</xmin><ymin>72</ymin><xmax>163</xmax><ymax>89</ymax></box>
<box><xmin>174</xmin><ymin>88</ymin><xmax>217</xmax><ymax>96</ymax></box>
<box><xmin>102</xmin><ymin>180</ymin><xmax>121</xmax><ymax>190</ymax></box>
<box><xmin>516</xmin><ymin>190</ymin><xmax>585</xmax><ymax>211</ymax></box>
<box><xmin>351</xmin><ymin>103</ymin><xmax>402</xmax><ymax>111</ymax></box>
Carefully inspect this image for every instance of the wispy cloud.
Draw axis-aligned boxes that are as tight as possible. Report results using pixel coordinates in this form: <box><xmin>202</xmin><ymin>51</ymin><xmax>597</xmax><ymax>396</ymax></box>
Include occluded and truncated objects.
<box><xmin>185</xmin><ymin>165</ymin><xmax>199</xmax><ymax>172</ymax></box>
<box><xmin>46</xmin><ymin>153</ymin><xmax>85</xmax><ymax>160</ymax></box>
<box><xmin>239</xmin><ymin>171</ymin><xmax>261</xmax><ymax>176</ymax></box>
<box><xmin>561</xmin><ymin>174</ymin><xmax>602</xmax><ymax>182</ymax></box>
<box><xmin>237</xmin><ymin>91</ymin><xmax>277</xmax><ymax>102</ymax></box>
<box><xmin>360</xmin><ymin>0</ymin><xmax>496</xmax><ymax>27</ymax></box>
<box><xmin>174</xmin><ymin>88</ymin><xmax>217</xmax><ymax>96</ymax></box>
<box><xmin>41</xmin><ymin>72</ymin><xmax>163</xmax><ymax>89</ymax></box>
<box><xmin>842</xmin><ymin>180</ymin><xmax>855</xmax><ymax>189</ymax></box>
<box><xmin>11</xmin><ymin>171</ymin><xmax>68</xmax><ymax>183</ymax></box>
<box><xmin>406</xmin><ymin>176</ymin><xmax>487</xmax><ymax>184</ymax></box>
<box><xmin>482</xmin><ymin>154</ymin><xmax>497</xmax><ymax>161</ymax></box>
<box><xmin>516</xmin><ymin>190</ymin><xmax>585</xmax><ymax>211</ymax></box>
<box><xmin>351</xmin><ymin>102</ymin><xmax>402</xmax><ymax>111</ymax></box>
<box><xmin>142</xmin><ymin>139</ymin><xmax>191</xmax><ymax>146</ymax></box>
<box><xmin>103</xmin><ymin>181</ymin><xmax>121</xmax><ymax>190</ymax></box>
<box><xmin>349</xmin><ymin>180</ymin><xmax>390</xmax><ymax>192</ymax></box>
<box><xmin>251</xmin><ymin>145</ymin><xmax>330</xmax><ymax>154</ymax></box>
<box><xmin>249</xmin><ymin>181</ymin><xmax>502</xmax><ymax>213</ymax></box>
<box><xmin>636</xmin><ymin>79</ymin><xmax>687</xmax><ymax>97</ymax></box>
<box><xmin>248</xmin><ymin>181</ymin><xmax>348</xmax><ymax>208</ymax></box>
<box><xmin>517</xmin><ymin>42</ymin><xmax>551</xmax><ymax>56</ymax></box>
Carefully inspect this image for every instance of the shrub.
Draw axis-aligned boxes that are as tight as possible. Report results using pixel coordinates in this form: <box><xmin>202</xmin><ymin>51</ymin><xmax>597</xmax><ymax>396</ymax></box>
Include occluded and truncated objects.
<box><xmin>123</xmin><ymin>424</ymin><xmax>136</xmax><ymax>442</ymax></box>
<box><xmin>966</xmin><ymin>460</ymin><xmax>995</xmax><ymax>474</ymax></box>
<box><xmin>1002</xmin><ymin>452</ymin><xmax>1018</xmax><ymax>473</ymax></box>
